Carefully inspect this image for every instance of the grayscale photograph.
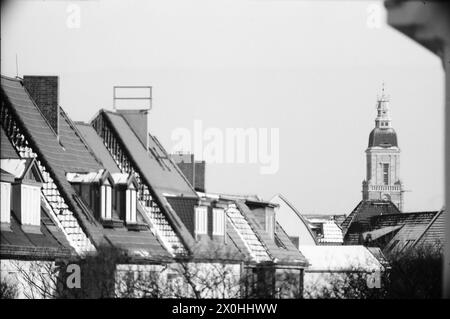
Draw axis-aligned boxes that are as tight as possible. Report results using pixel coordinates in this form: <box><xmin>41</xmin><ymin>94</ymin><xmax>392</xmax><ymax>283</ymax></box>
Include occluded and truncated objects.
<box><xmin>0</xmin><ymin>0</ymin><xmax>449</xmax><ymax>308</ymax></box>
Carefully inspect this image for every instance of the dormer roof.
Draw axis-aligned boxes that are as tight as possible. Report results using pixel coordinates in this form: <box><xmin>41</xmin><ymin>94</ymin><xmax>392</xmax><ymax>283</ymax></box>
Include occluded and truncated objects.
<box><xmin>0</xmin><ymin>158</ymin><xmax>44</xmax><ymax>183</ymax></box>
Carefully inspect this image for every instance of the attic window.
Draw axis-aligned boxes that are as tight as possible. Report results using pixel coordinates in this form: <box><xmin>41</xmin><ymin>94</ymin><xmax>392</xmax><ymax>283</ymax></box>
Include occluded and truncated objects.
<box><xmin>265</xmin><ymin>210</ymin><xmax>275</xmax><ymax>240</ymax></box>
<box><xmin>212</xmin><ymin>208</ymin><xmax>225</xmax><ymax>236</ymax></box>
<box><xmin>311</xmin><ymin>223</ymin><xmax>324</xmax><ymax>238</ymax></box>
<box><xmin>0</xmin><ymin>182</ymin><xmax>12</xmax><ymax>223</ymax></box>
<box><xmin>195</xmin><ymin>206</ymin><xmax>208</xmax><ymax>236</ymax></box>
<box><xmin>1</xmin><ymin>159</ymin><xmax>44</xmax><ymax>228</ymax></box>
<box><xmin>125</xmin><ymin>184</ymin><xmax>137</xmax><ymax>224</ymax></box>
<box><xmin>100</xmin><ymin>180</ymin><xmax>113</xmax><ymax>220</ymax></box>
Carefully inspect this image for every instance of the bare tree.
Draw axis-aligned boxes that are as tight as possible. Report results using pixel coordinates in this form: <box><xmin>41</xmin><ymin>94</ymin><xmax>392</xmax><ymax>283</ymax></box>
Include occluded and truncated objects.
<box><xmin>9</xmin><ymin>260</ymin><xmax>60</xmax><ymax>299</ymax></box>
<box><xmin>385</xmin><ymin>243</ymin><xmax>443</xmax><ymax>299</ymax></box>
<box><xmin>0</xmin><ymin>278</ymin><xmax>19</xmax><ymax>299</ymax></box>
<box><xmin>11</xmin><ymin>245</ymin><xmax>303</xmax><ymax>299</ymax></box>
<box><xmin>303</xmin><ymin>243</ymin><xmax>443</xmax><ymax>299</ymax></box>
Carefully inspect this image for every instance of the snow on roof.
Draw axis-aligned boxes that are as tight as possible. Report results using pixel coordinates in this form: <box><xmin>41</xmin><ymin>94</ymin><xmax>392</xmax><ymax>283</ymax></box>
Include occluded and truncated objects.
<box><xmin>66</xmin><ymin>170</ymin><xmax>105</xmax><ymax>183</ymax></box>
<box><xmin>316</xmin><ymin>220</ymin><xmax>344</xmax><ymax>244</ymax></box>
<box><xmin>299</xmin><ymin>245</ymin><xmax>383</xmax><ymax>272</ymax></box>
<box><xmin>0</xmin><ymin>159</ymin><xmax>27</xmax><ymax>178</ymax></box>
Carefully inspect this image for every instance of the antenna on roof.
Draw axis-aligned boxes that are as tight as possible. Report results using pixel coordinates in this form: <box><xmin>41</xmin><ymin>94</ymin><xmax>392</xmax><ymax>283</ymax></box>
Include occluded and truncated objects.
<box><xmin>15</xmin><ymin>53</ymin><xmax>19</xmax><ymax>78</ymax></box>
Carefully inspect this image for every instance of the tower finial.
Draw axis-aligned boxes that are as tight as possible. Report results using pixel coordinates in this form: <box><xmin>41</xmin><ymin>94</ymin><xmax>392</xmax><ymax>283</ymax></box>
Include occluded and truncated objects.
<box><xmin>379</xmin><ymin>81</ymin><xmax>389</xmax><ymax>102</ymax></box>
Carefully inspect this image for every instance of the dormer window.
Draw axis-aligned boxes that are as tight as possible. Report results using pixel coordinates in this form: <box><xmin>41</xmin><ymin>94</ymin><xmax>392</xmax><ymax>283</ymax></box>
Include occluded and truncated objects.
<box><xmin>100</xmin><ymin>179</ymin><xmax>113</xmax><ymax>221</ymax></box>
<box><xmin>125</xmin><ymin>183</ymin><xmax>137</xmax><ymax>224</ymax></box>
<box><xmin>195</xmin><ymin>206</ymin><xmax>208</xmax><ymax>237</ymax></box>
<box><xmin>1</xmin><ymin>158</ymin><xmax>44</xmax><ymax>230</ymax></box>
<box><xmin>111</xmin><ymin>173</ymin><xmax>140</xmax><ymax>227</ymax></box>
<box><xmin>0</xmin><ymin>169</ymin><xmax>14</xmax><ymax>224</ymax></box>
<box><xmin>265</xmin><ymin>209</ymin><xmax>275</xmax><ymax>240</ymax></box>
<box><xmin>67</xmin><ymin>170</ymin><xmax>144</xmax><ymax>230</ymax></box>
<box><xmin>212</xmin><ymin>208</ymin><xmax>225</xmax><ymax>236</ymax></box>
<box><xmin>67</xmin><ymin>170</ymin><xmax>121</xmax><ymax>227</ymax></box>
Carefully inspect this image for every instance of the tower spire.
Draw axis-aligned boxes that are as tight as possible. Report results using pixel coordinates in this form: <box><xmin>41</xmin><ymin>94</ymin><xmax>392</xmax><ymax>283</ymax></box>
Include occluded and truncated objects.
<box><xmin>375</xmin><ymin>83</ymin><xmax>391</xmax><ymax>129</ymax></box>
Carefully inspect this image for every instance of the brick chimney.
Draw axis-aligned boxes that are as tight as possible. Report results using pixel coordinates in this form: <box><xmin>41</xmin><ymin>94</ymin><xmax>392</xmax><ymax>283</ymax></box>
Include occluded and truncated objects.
<box><xmin>170</xmin><ymin>153</ymin><xmax>206</xmax><ymax>192</ymax></box>
<box><xmin>171</xmin><ymin>153</ymin><xmax>195</xmax><ymax>186</ymax></box>
<box><xmin>194</xmin><ymin>160</ymin><xmax>206</xmax><ymax>192</ymax></box>
<box><xmin>23</xmin><ymin>76</ymin><xmax>59</xmax><ymax>135</ymax></box>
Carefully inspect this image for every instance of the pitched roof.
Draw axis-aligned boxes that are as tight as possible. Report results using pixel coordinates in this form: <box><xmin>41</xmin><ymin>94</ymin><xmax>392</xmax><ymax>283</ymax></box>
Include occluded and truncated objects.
<box><xmin>1</xmin><ymin>126</ymin><xmax>19</xmax><ymax>159</ymax></box>
<box><xmin>226</xmin><ymin>202</ymin><xmax>271</xmax><ymax>263</ymax></box>
<box><xmin>1</xmin><ymin>76</ymin><xmax>171</xmax><ymax>261</ymax></box>
<box><xmin>413</xmin><ymin>208</ymin><xmax>446</xmax><ymax>249</ymax></box>
<box><xmin>58</xmin><ymin>108</ymin><xmax>103</xmax><ymax>172</ymax></box>
<box><xmin>1</xmin><ymin>75</ymin><xmax>104</xmax><ymax>251</ymax></box>
<box><xmin>371</xmin><ymin>211</ymin><xmax>438</xmax><ymax>229</ymax></box>
<box><xmin>236</xmin><ymin>201</ymin><xmax>308</xmax><ymax>266</ymax></box>
<box><xmin>371</xmin><ymin>211</ymin><xmax>438</xmax><ymax>254</ymax></box>
<box><xmin>342</xmin><ymin>200</ymin><xmax>400</xmax><ymax>244</ymax></box>
<box><xmin>343</xmin><ymin>200</ymin><xmax>401</xmax><ymax>232</ymax></box>
<box><xmin>225</xmin><ymin>218</ymin><xmax>254</xmax><ymax>261</ymax></box>
<box><xmin>90</xmin><ymin>110</ymin><xmax>197</xmax><ymax>253</ymax></box>
<box><xmin>100</xmin><ymin>110</ymin><xmax>197</xmax><ymax>198</ymax></box>
<box><xmin>167</xmin><ymin>196</ymin><xmax>255</xmax><ymax>262</ymax></box>
<box><xmin>83</xmin><ymin>110</ymin><xmax>238</xmax><ymax>259</ymax></box>
<box><xmin>0</xmin><ymin>203</ymin><xmax>74</xmax><ymax>260</ymax></box>
<box><xmin>274</xmin><ymin>222</ymin><xmax>310</xmax><ymax>265</ymax></box>
<box><xmin>75</xmin><ymin>122</ymin><xmax>121</xmax><ymax>173</ymax></box>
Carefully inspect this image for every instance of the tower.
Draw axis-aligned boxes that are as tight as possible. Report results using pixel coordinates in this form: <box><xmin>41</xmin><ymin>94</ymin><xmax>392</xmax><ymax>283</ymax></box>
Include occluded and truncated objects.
<box><xmin>362</xmin><ymin>85</ymin><xmax>404</xmax><ymax>211</ymax></box>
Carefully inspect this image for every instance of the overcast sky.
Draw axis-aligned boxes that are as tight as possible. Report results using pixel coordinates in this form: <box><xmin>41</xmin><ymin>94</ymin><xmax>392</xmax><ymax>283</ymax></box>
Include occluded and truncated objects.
<box><xmin>1</xmin><ymin>0</ymin><xmax>445</xmax><ymax>214</ymax></box>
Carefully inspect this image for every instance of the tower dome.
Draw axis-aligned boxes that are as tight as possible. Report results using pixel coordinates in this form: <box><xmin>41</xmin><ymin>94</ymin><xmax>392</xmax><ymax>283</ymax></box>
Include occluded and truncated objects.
<box><xmin>368</xmin><ymin>127</ymin><xmax>398</xmax><ymax>148</ymax></box>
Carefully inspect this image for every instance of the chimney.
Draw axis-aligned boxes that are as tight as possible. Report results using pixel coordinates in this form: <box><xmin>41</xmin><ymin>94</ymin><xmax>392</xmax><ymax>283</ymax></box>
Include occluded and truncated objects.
<box><xmin>171</xmin><ymin>153</ymin><xmax>195</xmax><ymax>186</ymax></box>
<box><xmin>194</xmin><ymin>160</ymin><xmax>206</xmax><ymax>192</ymax></box>
<box><xmin>118</xmin><ymin>109</ymin><xmax>149</xmax><ymax>148</ymax></box>
<box><xmin>170</xmin><ymin>153</ymin><xmax>207</xmax><ymax>192</ymax></box>
<box><xmin>23</xmin><ymin>76</ymin><xmax>59</xmax><ymax>135</ymax></box>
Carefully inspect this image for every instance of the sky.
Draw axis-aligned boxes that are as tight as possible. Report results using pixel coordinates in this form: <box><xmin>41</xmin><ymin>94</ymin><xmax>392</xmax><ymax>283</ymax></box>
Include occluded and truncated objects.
<box><xmin>1</xmin><ymin>0</ymin><xmax>445</xmax><ymax>214</ymax></box>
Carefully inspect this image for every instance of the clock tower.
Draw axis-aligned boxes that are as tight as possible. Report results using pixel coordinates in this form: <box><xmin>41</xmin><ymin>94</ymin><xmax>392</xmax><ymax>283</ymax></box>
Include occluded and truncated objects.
<box><xmin>362</xmin><ymin>86</ymin><xmax>404</xmax><ymax>211</ymax></box>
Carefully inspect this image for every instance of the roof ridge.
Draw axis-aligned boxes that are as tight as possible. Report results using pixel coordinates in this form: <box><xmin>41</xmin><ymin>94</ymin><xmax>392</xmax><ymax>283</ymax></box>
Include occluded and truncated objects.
<box><xmin>0</xmin><ymin>74</ymin><xmax>21</xmax><ymax>82</ymax></box>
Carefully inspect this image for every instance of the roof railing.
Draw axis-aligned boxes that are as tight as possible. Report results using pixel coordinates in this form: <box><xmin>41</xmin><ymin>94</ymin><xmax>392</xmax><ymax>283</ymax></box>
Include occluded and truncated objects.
<box><xmin>113</xmin><ymin>86</ymin><xmax>152</xmax><ymax>111</ymax></box>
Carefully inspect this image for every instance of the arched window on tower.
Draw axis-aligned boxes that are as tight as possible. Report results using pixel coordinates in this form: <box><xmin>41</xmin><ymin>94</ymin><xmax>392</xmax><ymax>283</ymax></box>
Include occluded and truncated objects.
<box><xmin>383</xmin><ymin>163</ymin><xmax>389</xmax><ymax>185</ymax></box>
